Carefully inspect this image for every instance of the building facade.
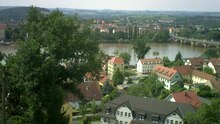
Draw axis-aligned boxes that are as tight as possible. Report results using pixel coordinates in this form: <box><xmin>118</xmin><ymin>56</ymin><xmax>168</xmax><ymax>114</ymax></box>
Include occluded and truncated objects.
<box><xmin>107</xmin><ymin>56</ymin><xmax>124</xmax><ymax>76</ymax></box>
<box><xmin>137</xmin><ymin>58</ymin><xmax>163</xmax><ymax>73</ymax></box>
<box><xmin>153</xmin><ymin>65</ymin><xmax>182</xmax><ymax>90</ymax></box>
<box><xmin>100</xmin><ymin>95</ymin><xmax>196</xmax><ymax>124</ymax></box>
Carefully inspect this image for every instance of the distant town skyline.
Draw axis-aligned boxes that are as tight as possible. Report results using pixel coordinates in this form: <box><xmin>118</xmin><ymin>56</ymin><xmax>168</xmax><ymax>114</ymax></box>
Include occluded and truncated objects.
<box><xmin>1</xmin><ymin>0</ymin><xmax>220</xmax><ymax>12</ymax></box>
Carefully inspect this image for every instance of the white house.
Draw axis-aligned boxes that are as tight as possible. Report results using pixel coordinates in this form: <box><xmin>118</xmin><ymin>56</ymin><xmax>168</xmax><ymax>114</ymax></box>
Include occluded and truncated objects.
<box><xmin>205</xmin><ymin>58</ymin><xmax>220</xmax><ymax>77</ymax></box>
<box><xmin>184</xmin><ymin>57</ymin><xmax>205</xmax><ymax>70</ymax></box>
<box><xmin>100</xmin><ymin>95</ymin><xmax>196</xmax><ymax>124</ymax></box>
<box><xmin>153</xmin><ymin>65</ymin><xmax>182</xmax><ymax>90</ymax></box>
<box><xmin>137</xmin><ymin>58</ymin><xmax>163</xmax><ymax>73</ymax></box>
<box><xmin>192</xmin><ymin>70</ymin><xmax>220</xmax><ymax>89</ymax></box>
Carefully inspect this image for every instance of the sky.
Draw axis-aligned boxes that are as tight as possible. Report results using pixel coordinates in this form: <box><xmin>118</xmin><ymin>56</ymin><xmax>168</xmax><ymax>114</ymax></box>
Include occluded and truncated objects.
<box><xmin>1</xmin><ymin>0</ymin><xmax>220</xmax><ymax>12</ymax></box>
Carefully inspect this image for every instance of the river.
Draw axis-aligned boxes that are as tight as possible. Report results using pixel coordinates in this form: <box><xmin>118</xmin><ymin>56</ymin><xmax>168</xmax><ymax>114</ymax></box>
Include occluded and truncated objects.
<box><xmin>99</xmin><ymin>43</ymin><xmax>205</xmax><ymax>65</ymax></box>
<box><xmin>0</xmin><ymin>43</ymin><xmax>205</xmax><ymax>66</ymax></box>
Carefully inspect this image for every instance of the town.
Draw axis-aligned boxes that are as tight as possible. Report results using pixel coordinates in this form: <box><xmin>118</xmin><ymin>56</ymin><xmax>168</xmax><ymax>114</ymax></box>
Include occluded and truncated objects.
<box><xmin>0</xmin><ymin>2</ymin><xmax>220</xmax><ymax>124</ymax></box>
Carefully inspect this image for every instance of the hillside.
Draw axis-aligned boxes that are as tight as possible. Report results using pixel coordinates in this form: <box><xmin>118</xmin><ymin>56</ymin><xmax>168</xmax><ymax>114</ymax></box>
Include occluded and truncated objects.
<box><xmin>0</xmin><ymin>7</ymin><xmax>50</xmax><ymax>21</ymax></box>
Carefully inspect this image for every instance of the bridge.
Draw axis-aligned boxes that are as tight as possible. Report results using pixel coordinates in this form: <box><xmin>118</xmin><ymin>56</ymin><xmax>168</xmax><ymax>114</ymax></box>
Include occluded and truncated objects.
<box><xmin>171</xmin><ymin>35</ymin><xmax>220</xmax><ymax>48</ymax></box>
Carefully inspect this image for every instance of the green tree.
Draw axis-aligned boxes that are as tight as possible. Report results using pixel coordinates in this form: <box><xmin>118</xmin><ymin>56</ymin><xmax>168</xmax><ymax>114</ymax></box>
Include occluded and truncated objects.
<box><xmin>203</xmin><ymin>48</ymin><xmax>219</xmax><ymax>58</ymax></box>
<box><xmin>203</xmin><ymin>66</ymin><xmax>214</xmax><ymax>75</ymax></box>
<box><xmin>185</xmin><ymin>98</ymin><xmax>220</xmax><ymax>124</ymax></box>
<box><xmin>163</xmin><ymin>57</ymin><xmax>174</xmax><ymax>67</ymax></box>
<box><xmin>101</xmin><ymin>80</ymin><xmax>114</xmax><ymax>96</ymax></box>
<box><xmin>119</xmin><ymin>52</ymin><xmax>131</xmax><ymax>66</ymax></box>
<box><xmin>91</xmin><ymin>100</ymin><xmax>98</xmax><ymax>116</ymax></box>
<box><xmin>5</xmin><ymin>7</ymin><xmax>100</xmax><ymax>124</ymax></box>
<box><xmin>112</xmin><ymin>68</ymin><xmax>124</xmax><ymax>86</ymax></box>
<box><xmin>133</xmin><ymin>39</ymin><xmax>151</xmax><ymax>60</ymax></box>
<box><xmin>174</xmin><ymin>51</ymin><xmax>184</xmax><ymax>66</ymax></box>
<box><xmin>0</xmin><ymin>51</ymin><xmax>5</xmax><ymax>61</ymax></box>
<box><xmin>127</xmin><ymin>78</ymin><xmax>133</xmax><ymax>84</ymax></box>
<box><xmin>197</xmin><ymin>85</ymin><xmax>212</xmax><ymax>97</ymax></box>
<box><xmin>79</xmin><ymin>103</ymin><xmax>87</xmax><ymax>121</ymax></box>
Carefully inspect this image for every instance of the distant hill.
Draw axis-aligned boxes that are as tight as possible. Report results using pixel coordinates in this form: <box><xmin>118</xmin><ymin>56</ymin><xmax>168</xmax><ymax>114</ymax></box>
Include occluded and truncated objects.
<box><xmin>0</xmin><ymin>7</ymin><xmax>50</xmax><ymax>21</ymax></box>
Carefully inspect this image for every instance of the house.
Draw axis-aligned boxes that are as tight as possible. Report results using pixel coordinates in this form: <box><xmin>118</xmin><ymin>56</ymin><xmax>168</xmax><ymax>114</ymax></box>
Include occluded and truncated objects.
<box><xmin>205</xmin><ymin>58</ymin><xmax>220</xmax><ymax>77</ymax></box>
<box><xmin>107</xmin><ymin>56</ymin><xmax>124</xmax><ymax>77</ymax></box>
<box><xmin>184</xmin><ymin>57</ymin><xmax>205</xmax><ymax>70</ymax></box>
<box><xmin>100</xmin><ymin>95</ymin><xmax>196</xmax><ymax>124</ymax></box>
<box><xmin>62</xmin><ymin>93</ymin><xmax>80</xmax><ymax>124</ymax></box>
<box><xmin>137</xmin><ymin>58</ymin><xmax>163</xmax><ymax>74</ymax></box>
<box><xmin>173</xmin><ymin>65</ymin><xmax>193</xmax><ymax>81</ymax></box>
<box><xmin>165</xmin><ymin>91</ymin><xmax>202</xmax><ymax>108</ymax></box>
<box><xmin>62</xmin><ymin>82</ymin><xmax>103</xmax><ymax>124</ymax></box>
<box><xmin>0</xmin><ymin>23</ymin><xmax>6</xmax><ymax>40</ymax></box>
<box><xmin>192</xmin><ymin>70</ymin><xmax>220</xmax><ymax>89</ymax></box>
<box><xmin>153</xmin><ymin>65</ymin><xmax>182</xmax><ymax>90</ymax></box>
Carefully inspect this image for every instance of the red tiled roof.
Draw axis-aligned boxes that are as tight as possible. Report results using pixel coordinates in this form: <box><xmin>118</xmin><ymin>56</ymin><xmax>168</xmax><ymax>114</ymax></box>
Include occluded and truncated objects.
<box><xmin>172</xmin><ymin>91</ymin><xmax>201</xmax><ymax>108</ymax></box>
<box><xmin>173</xmin><ymin>65</ymin><xmax>193</xmax><ymax>75</ymax></box>
<box><xmin>187</xmin><ymin>57</ymin><xmax>205</xmax><ymax>66</ymax></box>
<box><xmin>64</xmin><ymin>93</ymin><xmax>79</xmax><ymax>103</ymax></box>
<box><xmin>211</xmin><ymin>80</ymin><xmax>220</xmax><ymax>89</ymax></box>
<box><xmin>139</xmin><ymin>58</ymin><xmax>163</xmax><ymax>65</ymax></box>
<box><xmin>153</xmin><ymin>65</ymin><xmax>177</xmax><ymax>80</ymax></box>
<box><xmin>0</xmin><ymin>23</ymin><xmax>6</xmax><ymax>29</ymax></box>
<box><xmin>108</xmin><ymin>56</ymin><xmax>124</xmax><ymax>64</ymax></box>
<box><xmin>208</xmin><ymin>58</ymin><xmax>220</xmax><ymax>65</ymax></box>
<box><xmin>64</xmin><ymin>82</ymin><xmax>103</xmax><ymax>102</ymax></box>
<box><xmin>192</xmin><ymin>70</ymin><xmax>216</xmax><ymax>81</ymax></box>
<box><xmin>78</xmin><ymin>82</ymin><xmax>103</xmax><ymax>101</ymax></box>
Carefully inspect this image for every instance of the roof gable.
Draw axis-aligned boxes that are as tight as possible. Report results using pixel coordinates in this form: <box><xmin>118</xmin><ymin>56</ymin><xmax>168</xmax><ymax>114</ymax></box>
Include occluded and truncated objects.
<box><xmin>172</xmin><ymin>91</ymin><xmax>201</xmax><ymax>108</ymax></box>
<box><xmin>153</xmin><ymin>65</ymin><xmax>178</xmax><ymax>80</ymax></box>
<box><xmin>192</xmin><ymin>70</ymin><xmax>216</xmax><ymax>81</ymax></box>
<box><xmin>108</xmin><ymin>56</ymin><xmax>124</xmax><ymax>64</ymax></box>
<box><xmin>139</xmin><ymin>58</ymin><xmax>163</xmax><ymax>65</ymax></box>
<box><xmin>173</xmin><ymin>65</ymin><xmax>193</xmax><ymax>75</ymax></box>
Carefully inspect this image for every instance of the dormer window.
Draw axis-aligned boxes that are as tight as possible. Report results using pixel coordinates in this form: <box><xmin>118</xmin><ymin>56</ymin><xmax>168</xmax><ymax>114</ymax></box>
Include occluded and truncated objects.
<box><xmin>139</xmin><ymin>114</ymin><xmax>145</xmax><ymax>120</ymax></box>
<box><xmin>152</xmin><ymin>114</ymin><xmax>160</xmax><ymax>123</ymax></box>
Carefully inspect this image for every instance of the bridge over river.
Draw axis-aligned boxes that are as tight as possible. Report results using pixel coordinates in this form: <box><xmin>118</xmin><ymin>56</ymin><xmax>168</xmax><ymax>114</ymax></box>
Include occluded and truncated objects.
<box><xmin>171</xmin><ymin>36</ymin><xmax>220</xmax><ymax>48</ymax></box>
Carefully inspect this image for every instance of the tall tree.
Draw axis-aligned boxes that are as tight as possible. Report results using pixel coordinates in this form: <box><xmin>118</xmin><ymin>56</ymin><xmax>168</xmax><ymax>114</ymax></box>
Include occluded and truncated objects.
<box><xmin>119</xmin><ymin>52</ymin><xmax>131</xmax><ymax>66</ymax></box>
<box><xmin>175</xmin><ymin>51</ymin><xmax>184</xmax><ymax>66</ymax></box>
<box><xmin>112</xmin><ymin>68</ymin><xmax>124</xmax><ymax>86</ymax></box>
<box><xmin>5</xmin><ymin>7</ymin><xmax>100</xmax><ymax>124</ymax></box>
<box><xmin>133</xmin><ymin>39</ymin><xmax>151</xmax><ymax>60</ymax></box>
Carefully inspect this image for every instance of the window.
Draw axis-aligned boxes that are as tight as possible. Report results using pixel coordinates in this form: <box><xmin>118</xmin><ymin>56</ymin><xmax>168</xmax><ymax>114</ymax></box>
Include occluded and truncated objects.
<box><xmin>104</xmin><ymin>118</ymin><xmax>107</xmax><ymax>122</ymax></box>
<box><xmin>171</xmin><ymin>120</ymin><xmax>173</xmax><ymax>124</ymax></box>
<box><xmin>175</xmin><ymin>121</ymin><xmax>178</xmax><ymax>124</ymax></box>
<box><xmin>179</xmin><ymin>122</ymin><xmax>182</xmax><ymax>124</ymax></box>
<box><xmin>121</xmin><ymin>111</ymin><xmax>123</xmax><ymax>116</ymax></box>
<box><xmin>117</xmin><ymin>111</ymin><xmax>120</xmax><ymax>115</ymax></box>
<box><xmin>120</xmin><ymin>121</ymin><xmax>123</xmax><ymax>124</ymax></box>
<box><xmin>167</xmin><ymin>119</ymin><xmax>169</xmax><ymax>124</ymax></box>
<box><xmin>125</xmin><ymin>122</ymin><xmax>128</xmax><ymax>124</ymax></box>
<box><xmin>128</xmin><ymin>113</ymin><xmax>131</xmax><ymax>117</ymax></box>
<box><xmin>152</xmin><ymin>115</ymin><xmax>159</xmax><ymax>123</ymax></box>
<box><xmin>139</xmin><ymin>115</ymin><xmax>145</xmax><ymax>120</ymax></box>
<box><xmin>172</xmin><ymin>113</ymin><xmax>176</xmax><ymax>116</ymax></box>
<box><xmin>125</xmin><ymin>112</ymin><xmax>127</xmax><ymax>117</ymax></box>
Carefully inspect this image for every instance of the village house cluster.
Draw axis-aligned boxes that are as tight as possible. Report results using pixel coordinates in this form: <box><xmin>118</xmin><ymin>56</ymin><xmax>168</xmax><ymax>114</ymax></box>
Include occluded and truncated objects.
<box><xmin>61</xmin><ymin>54</ymin><xmax>220</xmax><ymax>124</ymax></box>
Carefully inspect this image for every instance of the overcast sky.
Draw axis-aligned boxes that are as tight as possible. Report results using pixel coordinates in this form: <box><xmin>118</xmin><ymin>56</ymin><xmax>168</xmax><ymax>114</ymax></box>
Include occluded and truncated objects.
<box><xmin>1</xmin><ymin>0</ymin><xmax>220</xmax><ymax>12</ymax></box>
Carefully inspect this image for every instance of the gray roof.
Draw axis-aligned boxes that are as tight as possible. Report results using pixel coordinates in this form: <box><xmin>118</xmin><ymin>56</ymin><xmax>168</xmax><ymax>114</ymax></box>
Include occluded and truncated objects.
<box><xmin>100</xmin><ymin>95</ymin><xmax>196</xmax><ymax>124</ymax></box>
<box><xmin>110</xmin><ymin>95</ymin><xmax>195</xmax><ymax>116</ymax></box>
